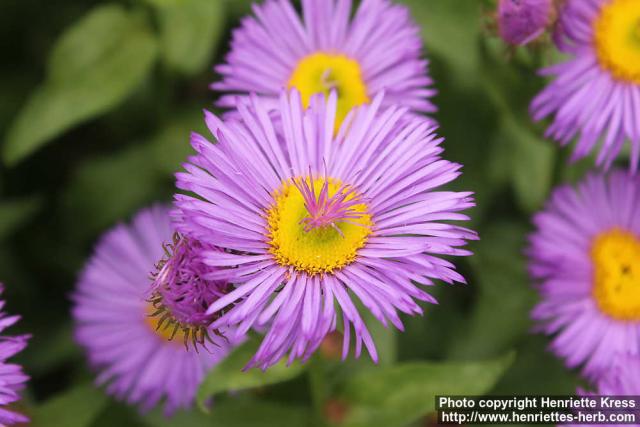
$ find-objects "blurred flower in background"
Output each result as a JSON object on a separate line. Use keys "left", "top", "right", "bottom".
{"left": 531, "top": 0, "right": 640, "bottom": 171}
{"left": 528, "top": 171, "right": 640, "bottom": 379}
{"left": 174, "top": 90, "right": 477, "bottom": 370}
{"left": 585, "top": 353, "right": 640, "bottom": 396}
{"left": 213, "top": 0, "right": 436, "bottom": 127}
{"left": 570, "top": 354, "right": 640, "bottom": 427}
{"left": 496, "top": 0, "right": 553, "bottom": 46}
{"left": 0, "top": 286, "right": 29, "bottom": 426}
{"left": 73, "top": 206, "right": 237, "bottom": 415}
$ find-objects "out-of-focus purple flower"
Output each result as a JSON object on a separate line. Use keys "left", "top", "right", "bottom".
{"left": 531, "top": 0, "right": 640, "bottom": 171}
{"left": 0, "top": 285, "right": 29, "bottom": 426}
{"left": 174, "top": 89, "right": 477, "bottom": 370}
{"left": 73, "top": 205, "right": 237, "bottom": 416}
{"left": 568, "top": 354, "right": 640, "bottom": 427}
{"left": 594, "top": 353, "right": 640, "bottom": 395}
{"left": 497, "top": 0, "right": 553, "bottom": 45}
{"left": 212, "top": 0, "right": 436, "bottom": 127}
{"left": 528, "top": 171, "right": 640, "bottom": 379}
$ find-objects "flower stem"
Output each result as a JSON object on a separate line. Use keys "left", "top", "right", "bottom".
{"left": 308, "top": 356, "right": 327, "bottom": 427}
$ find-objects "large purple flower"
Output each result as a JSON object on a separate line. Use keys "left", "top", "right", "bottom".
{"left": 528, "top": 171, "right": 640, "bottom": 379}
{"left": 174, "top": 90, "right": 476, "bottom": 370}
{"left": 0, "top": 285, "right": 29, "bottom": 426}
{"left": 497, "top": 0, "right": 553, "bottom": 45}
{"left": 73, "top": 205, "right": 236, "bottom": 415}
{"left": 530, "top": 0, "right": 640, "bottom": 171}
{"left": 212, "top": 0, "right": 436, "bottom": 128}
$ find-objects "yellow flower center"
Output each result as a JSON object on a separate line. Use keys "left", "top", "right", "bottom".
{"left": 591, "top": 228, "right": 640, "bottom": 320}
{"left": 593, "top": 0, "right": 640, "bottom": 84}
{"left": 288, "top": 52, "right": 370, "bottom": 130}
{"left": 266, "top": 177, "right": 373, "bottom": 275}
{"left": 145, "top": 304, "right": 187, "bottom": 343}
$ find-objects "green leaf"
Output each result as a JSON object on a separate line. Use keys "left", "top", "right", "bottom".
{"left": 502, "top": 117, "right": 556, "bottom": 213}
{"left": 402, "top": 0, "right": 483, "bottom": 85}
{"left": 144, "top": 397, "right": 310, "bottom": 427}
{"left": 0, "top": 197, "right": 42, "bottom": 239}
{"left": 492, "top": 336, "right": 583, "bottom": 395}
{"left": 149, "top": 108, "right": 207, "bottom": 175}
{"left": 3, "top": 4, "right": 158, "bottom": 165}
{"left": 61, "top": 142, "right": 164, "bottom": 242}
{"left": 449, "top": 223, "right": 536, "bottom": 359}
{"left": 31, "top": 383, "right": 108, "bottom": 427}
{"left": 196, "top": 337, "right": 307, "bottom": 412}
{"left": 337, "top": 353, "right": 514, "bottom": 427}
{"left": 89, "top": 402, "right": 148, "bottom": 427}
{"left": 152, "top": 0, "right": 226, "bottom": 75}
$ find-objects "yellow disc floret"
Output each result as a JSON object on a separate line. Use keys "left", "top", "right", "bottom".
{"left": 288, "top": 52, "right": 370, "bottom": 129}
{"left": 594, "top": 0, "right": 640, "bottom": 84}
{"left": 592, "top": 228, "right": 640, "bottom": 320}
{"left": 145, "top": 304, "right": 187, "bottom": 344}
{"left": 266, "top": 177, "right": 372, "bottom": 275}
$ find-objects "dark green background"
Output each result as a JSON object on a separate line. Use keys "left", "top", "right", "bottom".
{"left": 1, "top": 0, "right": 606, "bottom": 425}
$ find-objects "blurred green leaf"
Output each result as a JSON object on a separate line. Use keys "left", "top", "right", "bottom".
{"left": 449, "top": 223, "right": 536, "bottom": 359}
{"left": 502, "top": 117, "right": 555, "bottom": 213}
{"left": 23, "top": 323, "right": 81, "bottom": 376}
{"left": 62, "top": 142, "right": 164, "bottom": 241}
{"left": 562, "top": 154, "right": 596, "bottom": 184}
{"left": 337, "top": 353, "right": 514, "bottom": 427}
{"left": 3, "top": 4, "right": 158, "bottom": 165}
{"left": 150, "top": 0, "right": 226, "bottom": 75}
{"left": 89, "top": 402, "right": 147, "bottom": 427}
{"left": 150, "top": 108, "right": 207, "bottom": 175}
{"left": 492, "top": 336, "right": 583, "bottom": 395}
{"left": 0, "top": 197, "right": 42, "bottom": 240}
{"left": 197, "top": 337, "right": 307, "bottom": 412}
{"left": 402, "top": 0, "right": 482, "bottom": 85}
{"left": 31, "top": 383, "right": 108, "bottom": 427}
{"left": 144, "top": 397, "right": 310, "bottom": 427}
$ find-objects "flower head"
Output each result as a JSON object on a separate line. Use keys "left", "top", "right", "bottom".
{"left": 148, "top": 232, "right": 232, "bottom": 350}
{"left": 0, "top": 285, "right": 29, "bottom": 426}
{"left": 497, "top": 0, "right": 553, "bottom": 45}
{"left": 73, "top": 206, "right": 237, "bottom": 415}
{"left": 531, "top": 0, "right": 640, "bottom": 171}
{"left": 175, "top": 90, "right": 476, "bottom": 370}
{"left": 213, "top": 0, "right": 436, "bottom": 128}
{"left": 528, "top": 171, "right": 640, "bottom": 379}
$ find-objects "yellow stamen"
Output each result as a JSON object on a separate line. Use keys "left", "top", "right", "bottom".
{"left": 594, "top": 0, "right": 640, "bottom": 84}
{"left": 288, "top": 52, "right": 370, "bottom": 130}
{"left": 591, "top": 228, "right": 640, "bottom": 320}
{"left": 266, "top": 177, "right": 372, "bottom": 275}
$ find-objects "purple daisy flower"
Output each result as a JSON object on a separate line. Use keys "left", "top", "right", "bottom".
{"left": 212, "top": 0, "right": 436, "bottom": 128}
{"left": 0, "top": 285, "right": 29, "bottom": 426}
{"left": 174, "top": 90, "right": 476, "bottom": 370}
{"left": 568, "top": 354, "right": 640, "bottom": 427}
{"left": 497, "top": 0, "right": 553, "bottom": 45}
{"left": 528, "top": 171, "right": 640, "bottom": 379}
{"left": 530, "top": 0, "right": 640, "bottom": 171}
{"left": 73, "top": 205, "right": 237, "bottom": 415}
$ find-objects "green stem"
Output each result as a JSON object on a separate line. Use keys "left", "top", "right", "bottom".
{"left": 308, "top": 356, "right": 327, "bottom": 427}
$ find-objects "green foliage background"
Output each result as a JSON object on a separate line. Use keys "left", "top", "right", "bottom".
{"left": 0, "top": 0, "right": 601, "bottom": 425}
